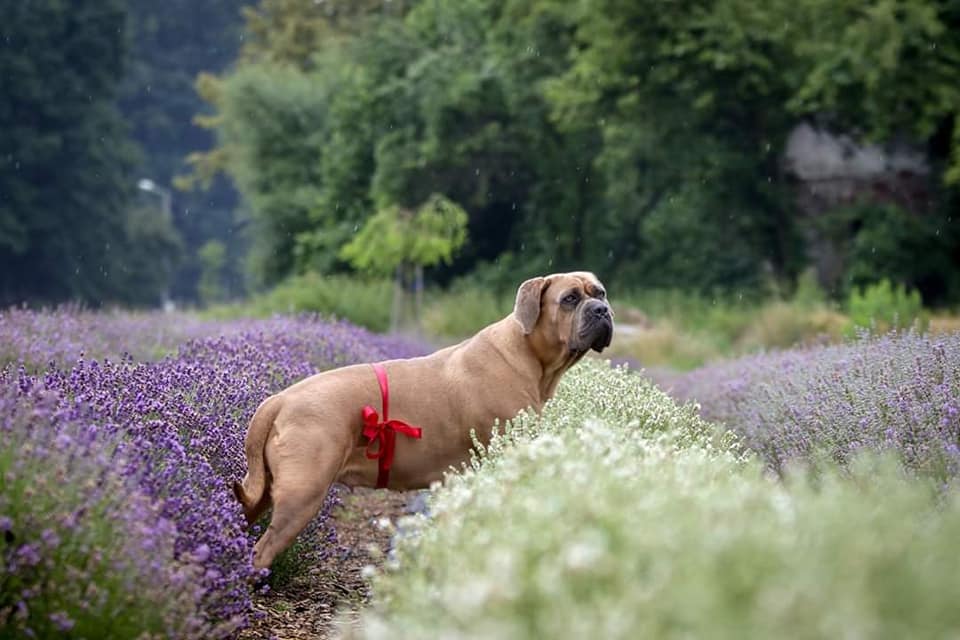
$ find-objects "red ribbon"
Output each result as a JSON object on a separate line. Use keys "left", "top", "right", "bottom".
{"left": 362, "top": 363, "right": 422, "bottom": 489}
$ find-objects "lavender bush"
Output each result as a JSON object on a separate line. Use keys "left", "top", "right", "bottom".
{"left": 658, "top": 331, "right": 960, "bottom": 480}
{"left": 1, "top": 310, "right": 427, "bottom": 635}
{"left": 0, "top": 306, "right": 231, "bottom": 371}
{"left": 0, "top": 306, "right": 426, "bottom": 372}
{"left": 0, "top": 384, "right": 210, "bottom": 639}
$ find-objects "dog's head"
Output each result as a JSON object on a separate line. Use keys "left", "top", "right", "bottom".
{"left": 513, "top": 271, "right": 614, "bottom": 362}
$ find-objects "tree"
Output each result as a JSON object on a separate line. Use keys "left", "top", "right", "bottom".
{"left": 212, "top": 63, "right": 337, "bottom": 285}
{"left": 547, "top": 0, "right": 960, "bottom": 292}
{"left": 198, "top": 240, "right": 228, "bottom": 305}
{"left": 340, "top": 194, "right": 469, "bottom": 331}
{"left": 120, "top": 0, "right": 247, "bottom": 301}
{"left": 239, "top": 0, "right": 408, "bottom": 70}
{"left": 197, "top": 0, "right": 960, "bottom": 302}
{"left": 0, "top": 0, "right": 140, "bottom": 305}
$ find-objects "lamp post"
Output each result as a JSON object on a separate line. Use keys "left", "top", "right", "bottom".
{"left": 136, "top": 178, "right": 175, "bottom": 311}
{"left": 137, "top": 178, "right": 173, "bottom": 222}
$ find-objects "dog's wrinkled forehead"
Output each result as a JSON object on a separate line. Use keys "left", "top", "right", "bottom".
{"left": 547, "top": 271, "right": 606, "bottom": 299}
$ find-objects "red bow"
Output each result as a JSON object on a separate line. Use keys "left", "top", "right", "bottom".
{"left": 362, "top": 363, "right": 422, "bottom": 489}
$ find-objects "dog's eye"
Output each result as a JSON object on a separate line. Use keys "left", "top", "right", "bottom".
{"left": 595, "top": 289, "right": 606, "bottom": 300}
{"left": 562, "top": 293, "right": 580, "bottom": 305}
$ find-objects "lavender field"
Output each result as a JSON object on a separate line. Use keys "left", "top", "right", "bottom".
{"left": 658, "top": 331, "right": 960, "bottom": 482}
{"left": 0, "top": 308, "right": 425, "bottom": 638}
{"left": 4, "top": 308, "right": 960, "bottom": 639}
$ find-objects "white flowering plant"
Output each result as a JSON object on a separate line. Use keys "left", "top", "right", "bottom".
{"left": 344, "top": 361, "right": 960, "bottom": 639}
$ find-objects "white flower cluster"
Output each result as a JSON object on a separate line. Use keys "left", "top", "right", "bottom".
{"left": 340, "top": 361, "right": 960, "bottom": 639}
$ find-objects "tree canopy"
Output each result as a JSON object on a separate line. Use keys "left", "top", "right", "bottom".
{"left": 0, "top": 0, "right": 141, "bottom": 304}
{"left": 196, "top": 0, "right": 960, "bottom": 301}
{"left": 0, "top": 0, "right": 246, "bottom": 306}
{"left": 4, "top": 0, "right": 959, "bottom": 306}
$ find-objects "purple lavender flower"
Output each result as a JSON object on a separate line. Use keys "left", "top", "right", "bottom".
{"left": 48, "top": 611, "right": 75, "bottom": 632}
{"left": 658, "top": 330, "right": 960, "bottom": 480}
{"left": 1, "top": 309, "right": 426, "bottom": 636}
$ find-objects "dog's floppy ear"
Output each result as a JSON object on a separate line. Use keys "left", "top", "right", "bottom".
{"left": 514, "top": 276, "right": 550, "bottom": 335}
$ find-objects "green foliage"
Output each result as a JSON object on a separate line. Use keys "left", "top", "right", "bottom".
{"left": 340, "top": 195, "right": 469, "bottom": 276}
{"left": 216, "top": 63, "right": 337, "bottom": 283}
{"left": 196, "top": 0, "right": 960, "bottom": 302}
{"left": 847, "top": 279, "right": 928, "bottom": 334}
{"left": 198, "top": 240, "right": 228, "bottom": 306}
{"left": 0, "top": 0, "right": 144, "bottom": 306}
{"left": 207, "top": 273, "right": 393, "bottom": 333}
{"left": 546, "top": 0, "right": 805, "bottom": 284}
{"left": 239, "top": 0, "right": 406, "bottom": 70}
{"left": 824, "top": 204, "right": 959, "bottom": 304}
{"left": 119, "top": 204, "right": 184, "bottom": 306}
{"left": 949, "top": 113, "right": 960, "bottom": 185}
{"left": 121, "top": 0, "right": 246, "bottom": 302}
{"left": 616, "top": 187, "right": 767, "bottom": 291}
{"left": 421, "top": 284, "right": 513, "bottom": 340}
{"left": 792, "top": 267, "right": 828, "bottom": 308}
{"left": 784, "top": 0, "right": 960, "bottom": 142}
{"left": 349, "top": 363, "right": 960, "bottom": 639}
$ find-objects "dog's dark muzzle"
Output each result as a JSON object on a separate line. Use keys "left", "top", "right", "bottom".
{"left": 580, "top": 301, "right": 614, "bottom": 353}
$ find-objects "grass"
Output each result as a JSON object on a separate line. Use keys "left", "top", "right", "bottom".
{"left": 606, "top": 290, "right": 850, "bottom": 370}
{"left": 205, "top": 273, "right": 395, "bottom": 333}
{"left": 421, "top": 283, "right": 512, "bottom": 340}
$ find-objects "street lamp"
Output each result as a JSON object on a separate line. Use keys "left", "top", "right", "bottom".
{"left": 136, "top": 178, "right": 176, "bottom": 311}
{"left": 137, "top": 178, "right": 173, "bottom": 221}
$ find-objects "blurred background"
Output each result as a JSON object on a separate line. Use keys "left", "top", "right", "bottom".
{"left": 2, "top": 0, "right": 959, "bottom": 367}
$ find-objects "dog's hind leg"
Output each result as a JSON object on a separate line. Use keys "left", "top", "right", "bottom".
{"left": 235, "top": 480, "right": 272, "bottom": 526}
{"left": 251, "top": 421, "right": 349, "bottom": 570}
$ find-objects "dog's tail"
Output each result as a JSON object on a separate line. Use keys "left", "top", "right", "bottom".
{"left": 233, "top": 395, "right": 281, "bottom": 525}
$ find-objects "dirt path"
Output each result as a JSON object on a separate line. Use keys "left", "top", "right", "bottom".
{"left": 238, "top": 488, "right": 414, "bottom": 640}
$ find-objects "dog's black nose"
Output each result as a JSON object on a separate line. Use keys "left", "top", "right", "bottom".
{"left": 590, "top": 302, "right": 611, "bottom": 319}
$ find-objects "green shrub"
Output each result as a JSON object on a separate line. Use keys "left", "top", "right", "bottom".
{"left": 422, "top": 284, "right": 512, "bottom": 339}
{"left": 834, "top": 204, "right": 958, "bottom": 305}
{"left": 736, "top": 301, "right": 847, "bottom": 351}
{"left": 619, "top": 288, "right": 756, "bottom": 342}
{"left": 609, "top": 320, "right": 724, "bottom": 371}
{"left": 208, "top": 273, "right": 394, "bottom": 332}
{"left": 346, "top": 362, "right": 960, "bottom": 640}
{"left": 610, "top": 287, "right": 846, "bottom": 368}
{"left": 791, "top": 267, "right": 828, "bottom": 308}
{"left": 847, "top": 279, "right": 927, "bottom": 334}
